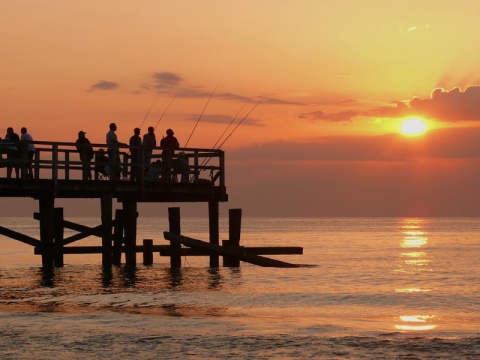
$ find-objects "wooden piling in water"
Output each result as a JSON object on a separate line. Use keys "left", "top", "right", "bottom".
{"left": 223, "top": 208, "right": 242, "bottom": 267}
{"left": 39, "top": 195, "right": 55, "bottom": 269}
{"left": 53, "top": 208, "right": 64, "bottom": 267}
{"left": 112, "top": 209, "right": 124, "bottom": 266}
{"left": 101, "top": 194, "right": 113, "bottom": 268}
{"left": 123, "top": 197, "right": 137, "bottom": 268}
{"left": 168, "top": 207, "right": 181, "bottom": 268}
{"left": 208, "top": 200, "right": 220, "bottom": 267}
{"left": 143, "top": 239, "right": 153, "bottom": 265}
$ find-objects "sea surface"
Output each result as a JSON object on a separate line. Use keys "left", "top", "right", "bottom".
{"left": 0, "top": 217, "right": 479, "bottom": 359}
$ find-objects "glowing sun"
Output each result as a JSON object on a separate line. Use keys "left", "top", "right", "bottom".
{"left": 400, "top": 117, "right": 428, "bottom": 136}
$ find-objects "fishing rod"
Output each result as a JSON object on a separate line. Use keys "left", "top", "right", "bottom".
{"left": 185, "top": 80, "right": 220, "bottom": 148}
{"left": 198, "top": 100, "right": 249, "bottom": 168}
{"left": 139, "top": 92, "right": 160, "bottom": 131}
{"left": 216, "top": 97, "right": 264, "bottom": 149}
{"left": 211, "top": 100, "right": 249, "bottom": 150}
{"left": 196, "top": 97, "right": 264, "bottom": 179}
{"left": 154, "top": 96, "right": 175, "bottom": 131}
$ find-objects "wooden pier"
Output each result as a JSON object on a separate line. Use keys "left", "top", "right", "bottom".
{"left": 0, "top": 140, "right": 302, "bottom": 268}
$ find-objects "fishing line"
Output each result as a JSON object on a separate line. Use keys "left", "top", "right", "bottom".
{"left": 154, "top": 96, "right": 175, "bottom": 131}
{"left": 199, "top": 100, "right": 249, "bottom": 168}
{"left": 139, "top": 92, "right": 160, "bottom": 131}
{"left": 185, "top": 80, "right": 220, "bottom": 148}
{"left": 196, "top": 97, "right": 263, "bottom": 178}
{"left": 216, "top": 97, "right": 264, "bottom": 149}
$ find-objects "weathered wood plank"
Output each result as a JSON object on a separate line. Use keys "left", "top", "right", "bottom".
{"left": 163, "top": 232, "right": 303, "bottom": 268}
{"left": 158, "top": 245, "right": 303, "bottom": 256}
{"left": 0, "top": 225, "right": 40, "bottom": 247}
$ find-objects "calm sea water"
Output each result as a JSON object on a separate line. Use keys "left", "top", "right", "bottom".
{"left": 0, "top": 217, "right": 479, "bottom": 359}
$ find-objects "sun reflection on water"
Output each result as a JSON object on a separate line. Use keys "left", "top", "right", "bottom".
{"left": 394, "top": 315, "right": 437, "bottom": 331}
{"left": 394, "top": 219, "right": 438, "bottom": 331}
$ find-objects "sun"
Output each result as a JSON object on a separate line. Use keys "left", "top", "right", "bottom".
{"left": 400, "top": 117, "right": 428, "bottom": 136}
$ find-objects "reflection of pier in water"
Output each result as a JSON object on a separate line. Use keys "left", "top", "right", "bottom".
{"left": 0, "top": 140, "right": 302, "bottom": 269}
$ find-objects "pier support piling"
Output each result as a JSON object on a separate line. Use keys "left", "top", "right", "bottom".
{"left": 223, "top": 208, "right": 242, "bottom": 267}
{"left": 101, "top": 194, "right": 113, "bottom": 268}
{"left": 168, "top": 207, "right": 181, "bottom": 268}
{"left": 112, "top": 209, "right": 124, "bottom": 266}
{"left": 208, "top": 200, "right": 220, "bottom": 268}
{"left": 143, "top": 239, "right": 153, "bottom": 265}
{"left": 53, "top": 207, "right": 64, "bottom": 267}
{"left": 39, "top": 195, "right": 55, "bottom": 269}
{"left": 123, "top": 198, "right": 137, "bottom": 268}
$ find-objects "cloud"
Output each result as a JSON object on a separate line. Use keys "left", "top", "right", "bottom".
{"left": 299, "top": 85, "right": 480, "bottom": 124}
{"left": 89, "top": 80, "right": 119, "bottom": 91}
{"left": 152, "top": 72, "right": 183, "bottom": 89}
{"left": 184, "top": 114, "right": 264, "bottom": 127}
{"left": 409, "top": 86, "right": 480, "bottom": 121}
{"left": 227, "top": 126, "right": 480, "bottom": 162}
{"left": 299, "top": 110, "right": 360, "bottom": 122}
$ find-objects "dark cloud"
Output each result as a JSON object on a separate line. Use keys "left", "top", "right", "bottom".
{"left": 409, "top": 86, "right": 480, "bottom": 121}
{"left": 89, "top": 80, "right": 119, "bottom": 91}
{"left": 152, "top": 72, "right": 183, "bottom": 89}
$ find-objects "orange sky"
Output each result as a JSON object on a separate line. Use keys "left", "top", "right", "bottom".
{"left": 3, "top": 1, "right": 480, "bottom": 217}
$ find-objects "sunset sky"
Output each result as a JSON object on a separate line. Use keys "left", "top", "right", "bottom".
{"left": 3, "top": 1, "right": 480, "bottom": 217}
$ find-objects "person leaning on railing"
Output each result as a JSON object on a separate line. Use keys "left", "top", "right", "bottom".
{"left": 75, "top": 131, "right": 94, "bottom": 180}
{"left": 5, "top": 127, "right": 20, "bottom": 179}
{"left": 160, "top": 128, "right": 179, "bottom": 182}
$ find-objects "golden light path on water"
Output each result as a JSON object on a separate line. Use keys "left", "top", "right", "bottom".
{"left": 394, "top": 219, "right": 437, "bottom": 332}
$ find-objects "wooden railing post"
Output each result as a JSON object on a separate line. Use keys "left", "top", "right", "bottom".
{"left": 65, "top": 151, "right": 70, "bottom": 180}
{"left": 52, "top": 144, "right": 59, "bottom": 182}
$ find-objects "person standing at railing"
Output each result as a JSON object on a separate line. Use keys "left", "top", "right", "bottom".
{"left": 129, "top": 127, "right": 142, "bottom": 181}
{"left": 142, "top": 126, "right": 156, "bottom": 173}
{"left": 75, "top": 131, "right": 94, "bottom": 180}
{"left": 106, "top": 123, "right": 126, "bottom": 179}
{"left": 20, "top": 127, "right": 35, "bottom": 179}
{"left": 160, "top": 128, "right": 179, "bottom": 182}
{"left": 5, "top": 127, "right": 20, "bottom": 179}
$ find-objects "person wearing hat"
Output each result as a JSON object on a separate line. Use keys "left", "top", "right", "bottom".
{"left": 160, "top": 128, "right": 180, "bottom": 181}
{"left": 75, "top": 131, "right": 94, "bottom": 180}
{"left": 129, "top": 127, "right": 142, "bottom": 181}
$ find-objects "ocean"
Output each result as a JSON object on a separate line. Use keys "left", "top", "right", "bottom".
{"left": 0, "top": 217, "right": 479, "bottom": 359}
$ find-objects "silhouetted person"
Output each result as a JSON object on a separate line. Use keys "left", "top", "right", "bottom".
{"left": 106, "top": 123, "right": 126, "bottom": 179}
{"left": 5, "top": 127, "right": 20, "bottom": 179}
{"left": 75, "top": 131, "right": 94, "bottom": 180}
{"left": 95, "top": 148, "right": 109, "bottom": 178}
{"left": 142, "top": 126, "right": 156, "bottom": 171}
{"left": 160, "top": 128, "right": 179, "bottom": 181}
{"left": 145, "top": 159, "right": 162, "bottom": 181}
{"left": 129, "top": 127, "right": 142, "bottom": 181}
{"left": 20, "top": 127, "right": 35, "bottom": 179}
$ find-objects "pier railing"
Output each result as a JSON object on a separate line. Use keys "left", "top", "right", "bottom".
{"left": 0, "top": 140, "right": 225, "bottom": 188}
